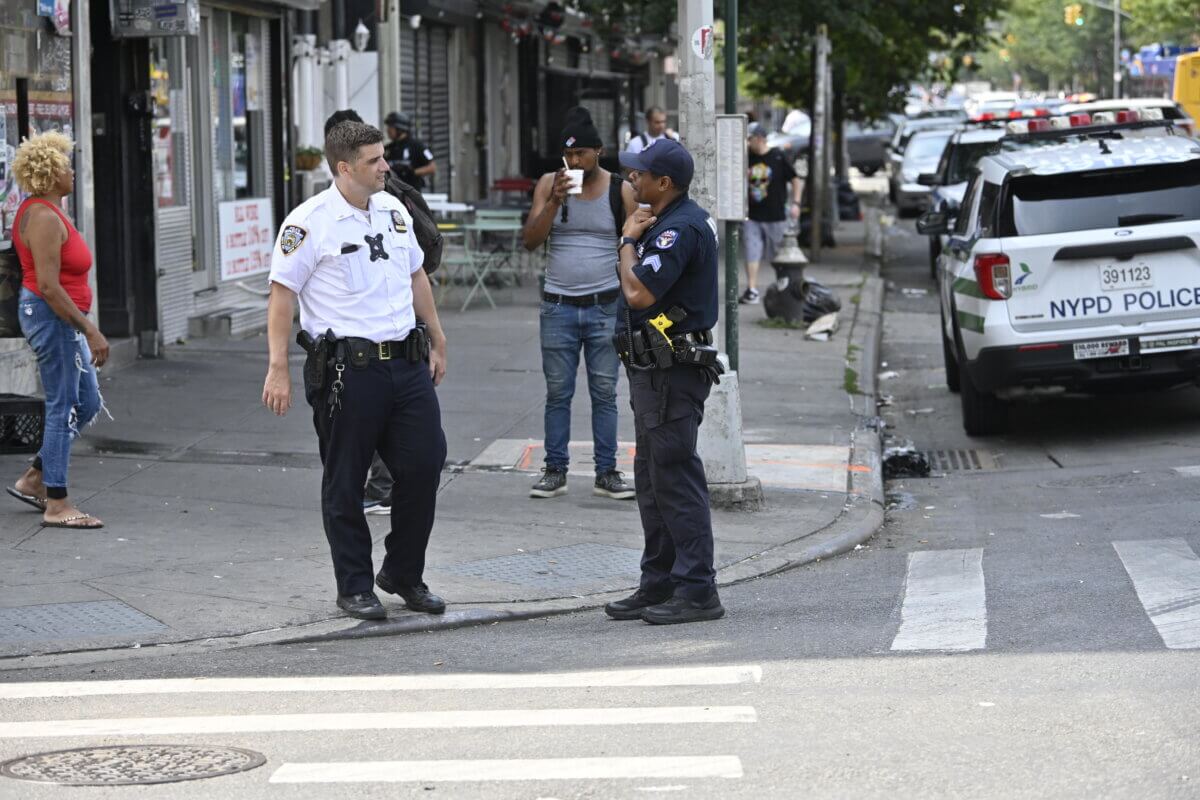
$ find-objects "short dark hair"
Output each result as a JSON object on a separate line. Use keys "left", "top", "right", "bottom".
{"left": 324, "top": 109, "right": 363, "bottom": 138}
{"left": 324, "top": 121, "right": 384, "bottom": 173}
{"left": 645, "top": 106, "right": 666, "bottom": 120}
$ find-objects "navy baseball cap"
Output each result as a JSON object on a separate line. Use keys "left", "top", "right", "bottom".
{"left": 619, "top": 139, "right": 694, "bottom": 190}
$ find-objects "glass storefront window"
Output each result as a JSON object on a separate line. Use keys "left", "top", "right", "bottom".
{"left": 0, "top": 17, "right": 74, "bottom": 243}
{"left": 149, "top": 39, "right": 188, "bottom": 209}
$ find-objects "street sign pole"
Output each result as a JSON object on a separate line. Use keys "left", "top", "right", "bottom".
{"left": 723, "top": 0, "right": 740, "bottom": 371}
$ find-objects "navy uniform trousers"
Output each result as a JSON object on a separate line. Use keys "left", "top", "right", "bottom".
{"left": 627, "top": 364, "right": 716, "bottom": 601}
{"left": 307, "top": 356, "right": 446, "bottom": 596}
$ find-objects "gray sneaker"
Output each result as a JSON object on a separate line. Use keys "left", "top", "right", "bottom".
{"left": 530, "top": 467, "right": 568, "bottom": 498}
{"left": 594, "top": 470, "right": 635, "bottom": 500}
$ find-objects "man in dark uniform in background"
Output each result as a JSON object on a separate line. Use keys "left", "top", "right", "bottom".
{"left": 384, "top": 112, "right": 436, "bottom": 192}
{"left": 603, "top": 139, "right": 726, "bottom": 625}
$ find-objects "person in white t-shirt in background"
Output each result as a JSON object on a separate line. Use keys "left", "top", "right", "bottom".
{"left": 625, "top": 107, "right": 679, "bottom": 154}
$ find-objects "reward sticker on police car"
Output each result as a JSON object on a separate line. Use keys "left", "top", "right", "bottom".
{"left": 279, "top": 225, "right": 307, "bottom": 256}
{"left": 390, "top": 210, "right": 407, "bottom": 234}
{"left": 655, "top": 230, "right": 679, "bottom": 249}
{"left": 1073, "top": 339, "right": 1129, "bottom": 360}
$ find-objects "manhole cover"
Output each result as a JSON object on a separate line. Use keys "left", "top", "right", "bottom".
{"left": 1041, "top": 472, "right": 1152, "bottom": 489}
{"left": 922, "top": 449, "right": 998, "bottom": 472}
{"left": 0, "top": 744, "right": 266, "bottom": 786}
{"left": 0, "top": 601, "right": 168, "bottom": 643}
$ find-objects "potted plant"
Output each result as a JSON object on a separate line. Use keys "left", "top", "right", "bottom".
{"left": 295, "top": 146, "right": 324, "bottom": 171}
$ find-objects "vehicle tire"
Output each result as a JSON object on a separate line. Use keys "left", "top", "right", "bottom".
{"left": 959, "top": 358, "right": 1007, "bottom": 436}
{"left": 859, "top": 165, "right": 877, "bottom": 177}
{"left": 929, "top": 237, "right": 940, "bottom": 280}
{"left": 942, "top": 322, "right": 961, "bottom": 393}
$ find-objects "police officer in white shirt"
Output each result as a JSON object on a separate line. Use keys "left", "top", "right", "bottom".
{"left": 262, "top": 121, "right": 449, "bottom": 621}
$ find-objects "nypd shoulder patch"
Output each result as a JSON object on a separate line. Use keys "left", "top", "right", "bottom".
{"left": 279, "top": 225, "right": 307, "bottom": 256}
{"left": 390, "top": 209, "right": 408, "bottom": 234}
{"left": 655, "top": 229, "right": 679, "bottom": 250}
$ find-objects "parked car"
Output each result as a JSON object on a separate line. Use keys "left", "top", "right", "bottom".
{"left": 767, "top": 110, "right": 812, "bottom": 164}
{"left": 890, "top": 128, "right": 953, "bottom": 216}
{"left": 921, "top": 118, "right": 1200, "bottom": 435}
{"left": 921, "top": 126, "right": 1006, "bottom": 276}
{"left": 886, "top": 118, "right": 959, "bottom": 201}
{"left": 846, "top": 119, "right": 895, "bottom": 176}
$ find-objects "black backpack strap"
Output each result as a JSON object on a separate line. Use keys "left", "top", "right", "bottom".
{"left": 608, "top": 172, "right": 626, "bottom": 237}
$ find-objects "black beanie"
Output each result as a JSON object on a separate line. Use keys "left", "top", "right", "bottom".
{"left": 560, "top": 106, "right": 603, "bottom": 149}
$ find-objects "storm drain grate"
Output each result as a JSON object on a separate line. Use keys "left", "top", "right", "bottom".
{"left": 0, "top": 601, "right": 168, "bottom": 643}
{"left": 1, "top": 745, "right": 265, "bottom": 786}
{"left": 922, "top": 449, "right": 999, "bottom": 472}
{"left": 439, "top": 543, "right": 642, "bottom": 592}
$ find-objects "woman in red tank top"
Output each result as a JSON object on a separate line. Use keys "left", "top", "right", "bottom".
{"left": 5, "top": 131, "right": 109, "bottom": 529}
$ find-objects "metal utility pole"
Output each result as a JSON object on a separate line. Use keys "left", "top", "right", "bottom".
{"left": 677, "top": 0, "right": 761, "bottom": 507}
{"left": 723, "top": 0, "right": 739, "bottom": 371}
{"left": 377, "top": 0, "right": 402, "bottom": 130}
{"left": 810, "top": 26, "right": 830, "bottom": 262}
{"left": 1113, "top": 0, "right": 1121, "bottom": 98}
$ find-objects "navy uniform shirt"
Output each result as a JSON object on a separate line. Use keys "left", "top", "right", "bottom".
{"left": 384, "top": 137, "right": 434, "bottom": 191}
{"left": 618, "top": 194, "right": 719, "bottom": 334}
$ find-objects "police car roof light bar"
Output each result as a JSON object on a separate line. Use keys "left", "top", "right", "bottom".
{"left": 1069, "top": 113, "right": 1092, "bottom": 127}
{"left": 1003, "top": 117, "right": 1177, "bottom": 145}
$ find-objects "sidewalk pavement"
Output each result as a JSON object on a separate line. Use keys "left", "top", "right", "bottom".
{"left": 0, "top": 217, "right": 884, "bottom": 661}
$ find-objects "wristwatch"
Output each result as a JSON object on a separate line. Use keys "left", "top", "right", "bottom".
{"left": 619, "top": 236, "right": 639, "bottom": 251}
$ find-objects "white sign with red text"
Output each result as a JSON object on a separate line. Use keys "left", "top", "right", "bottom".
{"left": 218, "top": 198, "right": 274, "bottom": 282}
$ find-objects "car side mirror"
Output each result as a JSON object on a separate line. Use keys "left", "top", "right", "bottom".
{"left": 916, "top": 210, "right": 950, "bottom": 236}
{"left": 917, "top": 173, "right": 938, "bottom": 186}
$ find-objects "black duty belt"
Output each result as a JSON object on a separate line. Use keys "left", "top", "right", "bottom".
{"left": 345, "top": 330, "right": 425, "bottom": 362}
{"left": 543, "top": 289, "right": 620, "bottom": 307}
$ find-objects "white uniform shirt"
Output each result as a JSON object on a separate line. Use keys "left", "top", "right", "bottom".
{"left": 269, "top": 184, "right": 424, "bottom": 343}
{"left": 625, "top": 131, "right": 679, "bottom": 155}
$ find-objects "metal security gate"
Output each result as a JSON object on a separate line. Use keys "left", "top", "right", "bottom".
{"left": 401, "top": 23, "right": 451, "bottom": 196}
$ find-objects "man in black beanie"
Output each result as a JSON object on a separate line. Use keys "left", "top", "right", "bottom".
{"left": 522, "top": 107, "right": 637, "bottom": 501}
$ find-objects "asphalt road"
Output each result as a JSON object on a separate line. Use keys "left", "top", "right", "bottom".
{"left": 1, "top": 211, "right": 1198, "bottom": 800}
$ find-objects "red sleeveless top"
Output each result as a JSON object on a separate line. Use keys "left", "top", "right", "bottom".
{"left": 13, "top": 197, "right": 94, "bottom": 314}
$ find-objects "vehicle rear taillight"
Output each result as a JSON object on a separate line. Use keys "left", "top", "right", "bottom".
{"left": 1069, "top": 112, "right": 1092, "bottom": 127}
{"left": 1027, "top": 118, "right": 1052, "bottom": 132}
{"left": 1116, "top": 109, "right": 1140, "bottom": 123}
{"left": 973, "top": 253, "right": 1012, "bottom": 300}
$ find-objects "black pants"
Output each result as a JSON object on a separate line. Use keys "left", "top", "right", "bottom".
{"left": 308, "top": 357, "right": 446, "bottom": 596}
{"left": 627, "top": 365, "right": 716, "bottom": 602}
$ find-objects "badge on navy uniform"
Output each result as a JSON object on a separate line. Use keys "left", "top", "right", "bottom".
{"left": 279, "top": 225, "right": 307, "bottom": 256}
{"left": 655, "top": 229, "right": 679, "bottom": 249}
{"left": 390, "top": 210, "right": 407, "bottom": 234}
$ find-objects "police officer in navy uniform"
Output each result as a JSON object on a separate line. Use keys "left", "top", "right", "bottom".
{"left": 262, "top": 120, "right": 448, "bottom": 621}
{"left": 604, "top": 139, "right": 726, "bottom": 625}
{"left": 383, "top": 112, "right": 436, "bottom": 192}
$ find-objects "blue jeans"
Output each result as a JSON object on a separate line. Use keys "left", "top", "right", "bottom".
{"left": 539, "top": 299, "right": 620, "bottom": 474}
{"left": 18, "top": 288, "right": 102, "bottom": 492}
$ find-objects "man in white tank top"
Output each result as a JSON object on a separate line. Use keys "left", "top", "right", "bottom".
{"left": 522, "top": 107, "right": 638, "bottom": 500}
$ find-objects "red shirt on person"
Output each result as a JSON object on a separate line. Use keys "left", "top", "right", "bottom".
{"left": 13, "top": 197, "right": 93, "bottom": 314}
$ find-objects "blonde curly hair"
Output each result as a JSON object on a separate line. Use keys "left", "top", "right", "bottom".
{"left": 12, "top": 130, "right": 74, "bottom": 195}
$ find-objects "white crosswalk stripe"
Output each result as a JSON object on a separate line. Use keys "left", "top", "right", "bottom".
{"left": 269, "top": 756, "right": 745, "bottom": 784}
{"left": 891, "top": 548, "right": 987, "bottom": 652}
{"left": 0, "top": 665, "right": 759, "bottom": 790}
{"left": 1114, "top": 538, "right": 1200, "bottom": 649}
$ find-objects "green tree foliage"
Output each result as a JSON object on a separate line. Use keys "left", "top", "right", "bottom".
{"left": 1124, "top": 0, "right": 1200, "bottom": 44}
{"left": 737, "top": 0, "right": 1004, "bottom": 117}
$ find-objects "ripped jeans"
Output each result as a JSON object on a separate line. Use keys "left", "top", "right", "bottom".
{"left": 18, "top": 288, "right": 102, "bottom": 496}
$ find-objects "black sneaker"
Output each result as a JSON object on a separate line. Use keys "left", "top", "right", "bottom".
{"left": 738, "top": 288, "right": 760, "bottom": 305}
{"left": 375, "top": 573, "right": 446, "bottom": 614}
{"left": 530, "top": 467, "right": 568, "bottom": 498}
{"left": 593, "top": 470, "right": 635, "bottom": 500}
{"left": 336, "top": 592, "right": 387, "bottom": 620}
{"left": 641, "top": 594, "right": 725, "bottom": 625}
{"left": 604, "top": 589, "right": 674, "bottom": 620}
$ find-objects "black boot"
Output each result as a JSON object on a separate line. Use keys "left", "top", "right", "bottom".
{"left": 336, "top": 592, "right": 387, "bottom": 620}
{"left": 376, "top": 573, "right": 446, "bottom": 614}
{"left": 641, "top": 594, "right": 725, "bottom": 625}
{"left": 604, "top": 589, "right": 673, "bottom": 620}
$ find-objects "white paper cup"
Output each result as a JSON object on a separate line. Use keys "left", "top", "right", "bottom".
{"left": 566, "top": 169, "right": 584, "bottom": 194}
